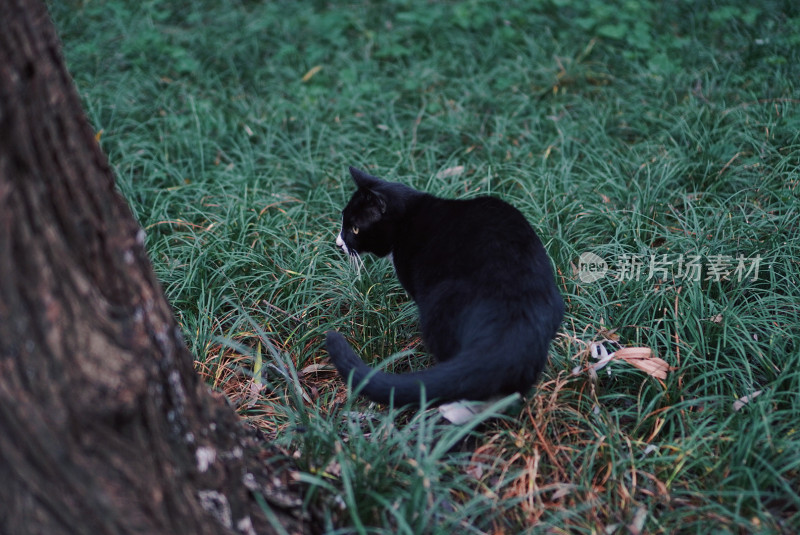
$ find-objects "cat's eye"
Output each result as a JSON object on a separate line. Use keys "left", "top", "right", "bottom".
{"left": 351, "top": 226, "right": 359, "bottom": 235}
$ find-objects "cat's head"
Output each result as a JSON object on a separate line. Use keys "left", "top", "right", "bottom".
{"left": 335, "top": 167, "right": 411, "bottom": 258}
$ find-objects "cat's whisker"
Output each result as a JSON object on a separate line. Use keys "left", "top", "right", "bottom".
{"left": 349, "top": 251, "right": 364, "bottom": 277}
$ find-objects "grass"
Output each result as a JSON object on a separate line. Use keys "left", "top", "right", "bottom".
{"left": 50, "top": 0, "right": 800, "bottom": 532}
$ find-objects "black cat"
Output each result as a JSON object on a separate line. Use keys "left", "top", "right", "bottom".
{"left": 326, "top": 167, "right": 563, "bottom": 405}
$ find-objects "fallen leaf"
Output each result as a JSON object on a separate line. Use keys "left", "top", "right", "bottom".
{"left": 246, "top": 380, "right": 265, "bottom": 408}
{"left": 550, "top": 484, "right": 574, "bottom": 500}
{"left": 588, "top": 365, "right": 598, "bottom": 382}
{"left": 628, "top": 506, "right": 648, "bottom": 535}
{"left": 301, "top": 65, "right": 323, "bottom": 82}
{"left": 299, "top": 363, "right": 332, "bottom": 377}
{"left": 439, "top": 400, "right": 485, "bottom": 425}
{"left": 589, "top": 342, "right": 615, "bottom": 372}
{"left": 733, "top": 390, "right": 763, "bottom": 411}
{"left": 597, "top": 328, "right": 620, "bottom": 341}
{"left": 436, "top": 165, "right": 465, "bottom": 179}
{"left": 614, "top": 347, "right": 652, "bottom": 359}
{"left": 465, "top": 461, "right": 483, "bottom": 479}
{"left": 614, "top": 347, "right": 671, "bottom": 380}
{"left": 591, "top": 342, "right": 610, "bottom": 360}
{"left": 642, "top": 444, "right": 659, "bottom": 456}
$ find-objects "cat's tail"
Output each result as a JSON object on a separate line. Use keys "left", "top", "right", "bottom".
{"left": 325, "top": 331, "right": 517, "bottom": 405}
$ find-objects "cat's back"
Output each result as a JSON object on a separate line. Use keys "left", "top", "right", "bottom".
{"left": 412, "top": 194, "right": 545, "bottom": 258}
{"left": 396, "top": 194, "right": 553, "bottom": 290}
{"left": 454, "top": 195, "right": 542, "bottom": 248}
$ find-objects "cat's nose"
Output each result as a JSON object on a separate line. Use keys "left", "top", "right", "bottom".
{"left": 335, "top": 232, "right": 350, "bottom": 254}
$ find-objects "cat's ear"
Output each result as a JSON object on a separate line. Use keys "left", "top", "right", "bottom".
{"left": 369, "top": 191, "right": 387, "bottom": 214}
{"left": 349, "top": 166, "right": 387, "bottom": 214}
{"left": 349, "top": 166, "right": 384, "bottom": 191}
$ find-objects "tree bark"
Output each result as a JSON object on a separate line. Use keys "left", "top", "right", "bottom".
{"left": 0, "top": 1, "right": 307, "bottom": 533}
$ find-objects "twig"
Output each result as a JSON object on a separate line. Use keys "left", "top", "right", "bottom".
{"left": 717, "top": 152, "right": 741, "bottom": 178}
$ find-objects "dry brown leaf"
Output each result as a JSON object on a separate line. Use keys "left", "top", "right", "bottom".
{"left": 301, "top": 65, "right": 323, "bottom": 82}
{"left": 246, "top": 381, "right": 265, "bottom": 408}
{"left": 614, "top": 347, "right": 652, "bottom": 359}
{"left": 733, "top": 390, "right": 763, "bottom": 411}
{"left": 465, "top": 461, "right": 484, "bottom": 480}
{"left": 299, "top": 362, "right": 332, "bottom": 377}
{"left": 550, "top": 484, "right": 573, "bottom": 501}
{"left": 435, "top": 165, "right": 465, "bottom": 179}
{"left": 628, "top": 506, "right": 648, "bottom": 535}
{"left": 615, "top": 347, "right": 671, "bottom": 380}
{"left": 597, "top": 328, "right": 620, "bottom": 341}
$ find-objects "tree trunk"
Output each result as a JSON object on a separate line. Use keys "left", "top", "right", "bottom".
{"left": 0, "top": 1, "right": 308, "bottom": 533}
